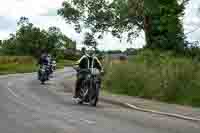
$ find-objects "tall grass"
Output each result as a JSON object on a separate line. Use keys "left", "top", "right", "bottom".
{"left": 103, "top": 50, "right": 200, "bottom": 107}
{"left": 0, "top": 56, "right": 75, "bottom": 74}
{"left": 0, "top": 56, "right": 35, "bottom": 64}
{"left": 0, "top": 56, "right": 37, "bottom": 74}
{"left": 57, "top": 59, "right": 75, "bottom": 69}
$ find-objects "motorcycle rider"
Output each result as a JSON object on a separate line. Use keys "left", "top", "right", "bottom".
{"left": 38, "top": 51, "right": 49, "bottom": 66}
{"left": 73, "top": 48, "right": 103, "bottom": 99}
{"left": 38, "top": 51, "right": 51, "bottom": 79}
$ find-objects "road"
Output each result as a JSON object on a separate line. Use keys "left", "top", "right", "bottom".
{"left": 0, "top": 67, "right": 199, "bottom": 133}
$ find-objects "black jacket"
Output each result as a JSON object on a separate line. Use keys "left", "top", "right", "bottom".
{"left": 38, "top": 55, "right": 49, "bottom": 66}
{"left": 76, "top": 55, "right": 102, "bottom": 71}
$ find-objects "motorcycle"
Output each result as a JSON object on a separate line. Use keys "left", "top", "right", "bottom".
{"left": 74, "top": 68, "right": 102, "bottom": 107}
{"left": 51, "top": 60, "right": 56, "bottom": 72}
{"left": 38, "top": 65, "right": 50, "bottom": 84}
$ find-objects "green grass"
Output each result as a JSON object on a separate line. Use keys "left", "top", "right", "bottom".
{"left": 57, "top": 59, "right": 75, "bottom": 69}
{"left": 0, "top": 56, "right": 37, "bottom": 75}
{"left": 0, "top": 63, "right": 37, "bottom": 75}
{"left": 103, "top": 50, "right": 200, "bottom": 107}
{"left": 0, "top": 56, "right": 75, "bottom": 75}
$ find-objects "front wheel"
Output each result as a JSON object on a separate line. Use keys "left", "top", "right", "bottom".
{"left": 41, "top": 80, "right": 45, "bottom": 85}
{"left": 40, "top": 73, "right": 47, "bottom": 85}
{"left": 90, "top": 83, "right": 100, "bottom": 107}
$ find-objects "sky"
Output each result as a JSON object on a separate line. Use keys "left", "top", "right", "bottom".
{"left": 0, "top": 0, "right": 199, "bottom": 51}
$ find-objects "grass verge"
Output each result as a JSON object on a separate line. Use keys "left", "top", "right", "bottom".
{"left": 0, "top": 56, "right": 75, "bottom": 75}
{"left": 103, "top": 50, "right": 200, "bottom": 107}
{"left": 57, "top": 59, "right": 75, "bottom": 69}
{"left": 0, "top": 56, "right": 37, "bottom": 75}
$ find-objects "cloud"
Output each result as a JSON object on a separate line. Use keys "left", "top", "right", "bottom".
{"left": 0, "top": 16, "right": 17, "bottom": 39}
{"left": 184, "top": 0, "right": 200, "bottom": 41}
{"left": 0, "top": 0, "right": 63, "bottom": 16}
{"left": 0, "top": 16, "right": 17, "bottom": 31}
{"left": 40, "top": 8, "right": 58, "bottom": 16}
{"left": 29, "top": 16, "right": 80, "bottom": 41}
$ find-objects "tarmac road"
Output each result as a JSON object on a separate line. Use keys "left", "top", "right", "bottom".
{"left": 0, "top": 68, "right": 199, "bottom": 133}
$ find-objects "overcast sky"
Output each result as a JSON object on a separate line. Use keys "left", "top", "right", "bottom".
{"left": 0, "top": 0, "right": 199, "bottom": 51}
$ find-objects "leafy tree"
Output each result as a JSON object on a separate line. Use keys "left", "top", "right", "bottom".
{"left": 1, "top": 17, "right": 76, "bottom": 58}
{"left": 58, "top": 0, "right": 189, "bottom": 52}
{"left": 0, "top": 40, "right": 2, "bottom": 46}
{"left": 0, "top": 34, "right": 18, "bottom": 55}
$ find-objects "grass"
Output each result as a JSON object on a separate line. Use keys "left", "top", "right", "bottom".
{"left": 0, "top": 56, "right": 75, "bottom": 75}
{"left": 0, "top": 63, "right": 37, "bottom": 75}
{"left": 103, "top": 50, "right": 200, "bottom": 107}
{"left": 57, "top": 59, "right": 75, "bottom": 69}
{"left": 0, "top": 56, "right": 37, "bottom": 75}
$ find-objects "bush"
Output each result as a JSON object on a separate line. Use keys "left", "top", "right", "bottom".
{"left": 64, "top": 54, "right": 80, "bottom": 61}
{"left": 103, "top": 50, "right": 200, "bottom": 107}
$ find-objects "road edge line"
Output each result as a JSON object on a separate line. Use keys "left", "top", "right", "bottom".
{"left": 101, "top": 97, "right": 200, "bottom": 122}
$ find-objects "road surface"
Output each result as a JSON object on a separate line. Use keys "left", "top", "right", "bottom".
{"left": 0, "top": 68, "right": 199, "bottom": 133}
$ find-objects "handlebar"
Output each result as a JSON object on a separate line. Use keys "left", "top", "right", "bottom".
{"left": 73, "top": 67, "right": 90, "bottom": 73}
{"left": 72, "top": 65, "right": 104, "bottom": 75}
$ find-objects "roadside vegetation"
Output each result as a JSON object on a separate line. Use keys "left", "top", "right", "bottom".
{"left": 0, "top": 56, "right": 75, "bottom": 75}
{"left": 0, "top": 56, "right": 37, "bottom": 74}
{"left": 0, "top": 17, "right": 77, "bottom": 75}
{"left": 103, "top": 50, "right": 200, "bottom": 107}
{"left": 57, "top": 59, "right": 75, "bottom": 69}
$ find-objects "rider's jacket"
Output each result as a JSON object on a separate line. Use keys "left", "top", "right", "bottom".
{"left": 76, "top": 54, "right": 102, "bottom": 71}
{"left": 38, "top": 54, "right": 49, "bottom": 66}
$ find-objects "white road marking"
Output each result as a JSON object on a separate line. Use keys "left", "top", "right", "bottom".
{"left": 81, "top": 119, "right": 96, "bottom": 125}
{"left": 7, "top": 87, "right": 20, "bottom": 98}
{"left": 125, "top": 103, "right": 200, "bottom": 122}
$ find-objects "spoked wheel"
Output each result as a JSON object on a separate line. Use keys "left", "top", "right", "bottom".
{"left": 78, "top": 82, "right": 88, "bottom": 104}
{"left": 40, "top": 73, "right": 47, "bottom": 85}
{"left": 89, "top": 84, "right": 100, "bottom": 107}
{"left": 40, "top": 78, "right": 45, "bottom": 85}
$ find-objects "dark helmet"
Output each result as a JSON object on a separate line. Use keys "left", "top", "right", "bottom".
{"left": 81, "top": 47, "right": 86, "bottom": 55}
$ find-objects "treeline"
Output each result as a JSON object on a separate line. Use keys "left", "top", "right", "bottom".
{"left": 0, "top": 17, "right": 76, "bottom": 59}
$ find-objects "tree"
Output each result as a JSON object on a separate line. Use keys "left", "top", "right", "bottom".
{"left": 15, "top": 17, "right": 48, "bottom": 57}
{"left": 58, "top": 0, "right": 189, "bottom": 52}
{"left": 1, "top": 17, "right": 76, "bottom": 58}
{"left": 0, "top": 40, "right": 2, "bottom": 47}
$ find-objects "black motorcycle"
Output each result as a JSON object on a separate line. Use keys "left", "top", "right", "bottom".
{"left": 75, "top": 68, "right": 101, "bottom": 107}
{"left": 38, "top": 65, "right": 50, "bottom": 84}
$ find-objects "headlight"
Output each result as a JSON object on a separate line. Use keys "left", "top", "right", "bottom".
{"left": 87, "top": 74, "right": 91, "bottom": 78}
{"left": 91, "top": 68, "right": 100, "bottom": 75}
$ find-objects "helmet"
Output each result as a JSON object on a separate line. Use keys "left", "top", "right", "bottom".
{"left": 81, "top": 47, "right": 86, "bottom": 55}
{"left": 47, "top": 54, "right": 51, "bottom": 58}
{"left": 87, "top": 48, "right": 95, "bottom": 57}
